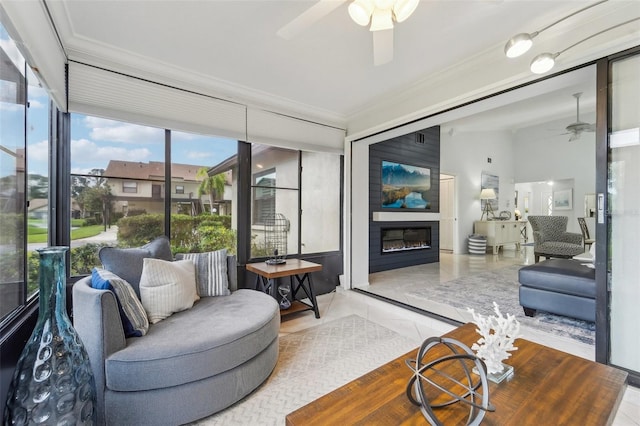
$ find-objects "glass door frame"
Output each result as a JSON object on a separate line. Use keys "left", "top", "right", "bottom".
{"left": 595, "top": 45, "right": 640, "bottom": 387}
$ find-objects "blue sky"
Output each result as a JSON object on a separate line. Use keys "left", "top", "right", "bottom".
{"left": 66, "top": 115, "right": 238, "bottom": 176}
{"left": 26, "top": 108, "right": 238, "bottom": 178}
{"left": 3, "top": 24, "right": 237, "bottom": 178}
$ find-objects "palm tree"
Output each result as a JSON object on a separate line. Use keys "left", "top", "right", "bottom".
{"left": 196, "top": 168, "right": 226, "bottom": 214}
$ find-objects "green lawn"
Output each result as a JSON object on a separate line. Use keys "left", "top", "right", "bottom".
{"left": 28, "top": 224, "right": 105, "bottom": 244}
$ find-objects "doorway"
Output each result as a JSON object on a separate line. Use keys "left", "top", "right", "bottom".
{"left": 439, "top": 174, "right": 455, "bottom": 252}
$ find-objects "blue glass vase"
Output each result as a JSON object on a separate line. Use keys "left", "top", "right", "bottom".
{"left": 4, "top": 247, "right": 96, "bottom": 425}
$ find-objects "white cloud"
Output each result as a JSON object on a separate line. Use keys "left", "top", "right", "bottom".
{"left": 28, "top": 99, "right": 45, "bottom": 109}
{"left": 28, "top": 140, "right": 50, "bottom": 162}
{"left": 172, "top": 131, "right": 198, "bottom": 141}
{"left": 186, "top": 151, "right": 213, "bottom": 159}
{"left": 71, "top": 138, "right": 152, "bottom": 164}
{"left": 85, "top": 116, "right": 163, "bottom": 144}
{"left": 71, "top": 167, "right": 96, "bottom": 175}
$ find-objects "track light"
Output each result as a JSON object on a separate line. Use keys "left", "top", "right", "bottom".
{"left": 530, "top": 17, "right": 640, "bottom": 74}
{"left": 504, "top": 0, "right": 608, "bottom": 58}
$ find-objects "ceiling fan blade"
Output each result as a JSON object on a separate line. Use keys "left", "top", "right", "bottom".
{"left": 587, "top": 123, "right": 596, "bottom": 132}
{"left": 373, "top": 29, "right": 394, "bottom": 66}
{"left": 568, "top": 132, "right": 581, "bottom": 142}
{"left": 277, "top": 0, "right": 345, "bottom": 40}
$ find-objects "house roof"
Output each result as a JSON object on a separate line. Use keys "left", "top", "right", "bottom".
{"left": 104, "top": 161, "right": 206, "bottom": 182}
{"left": 28, "top": 198, "right": 48, "bottom": 211}
{"left": 103, "top": 160, "right": 233, "bottom": 185}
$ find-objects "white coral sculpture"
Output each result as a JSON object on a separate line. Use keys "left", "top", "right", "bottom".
{"left": 467, "top": 302, "right": 521, "bottom": 375}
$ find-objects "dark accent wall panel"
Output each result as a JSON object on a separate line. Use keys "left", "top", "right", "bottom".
{"left": 369, "top": 126, "right": 441, "bottom": 273}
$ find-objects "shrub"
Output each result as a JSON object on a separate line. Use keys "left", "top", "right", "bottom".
{"left": 196, "top": 226, "right": 236, "bottom": 255}
{"left": 111, "top": 212, "right": 124, "bottom": 224}
{"left": 0, "top": 214, "right": 24, "bottom": 245}
{"left": 127, "top": 209, "right": 147, "bottom": 217}
{"left": 115, "top": 213, "right": 235, "bottom": 254}
{"left": 170, "top": 214, "right": 200, "bottom": 252}
{"left": 70, "top": 243, "right": 110, "bottom": 276}
{"left": 83, "top": 217, "right": 99, "bottom": 226}
{"left": 71, "top": 218, "right": 87, "bottom": 227}
{"left": 117, "top": 214, "right": 164, "bottom": 246}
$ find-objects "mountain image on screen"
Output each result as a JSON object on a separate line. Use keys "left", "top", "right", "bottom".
{"left": 381, "top": 161, "right": 431, "bottom": 209}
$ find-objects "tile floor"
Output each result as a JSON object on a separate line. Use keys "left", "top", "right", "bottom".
{"left": 280, "top": 247, "right": 640, "bottom": 425}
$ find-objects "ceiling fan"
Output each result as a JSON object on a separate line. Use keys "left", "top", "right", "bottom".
{"left": 276, "top": 0, "right": 420, "bottom": 66}
{"left": 564, "top": 92, "right": 595, "bottom": 141}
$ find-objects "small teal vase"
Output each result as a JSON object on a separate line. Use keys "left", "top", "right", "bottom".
{"left": 4, "top": 247, "right": 96, "bottom": 425}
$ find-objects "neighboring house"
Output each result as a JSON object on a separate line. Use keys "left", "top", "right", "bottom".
{"left": 27, "top": 198, "right": 48, "bottom": 220}
{"left": 103, "top": 160, "right": 231, "bottom": 216}
{"left": 29, "top": 198, "right": 91, "bottom": 221}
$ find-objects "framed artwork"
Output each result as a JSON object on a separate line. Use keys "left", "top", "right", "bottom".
{"left": 381, "top": 160, "right": 431, "bottom": 209}
{"left": 481, "top": 172, "right": 499, "bottom": 212}
{"left": 553, "top": 189, "right": 573, "bottom": 210}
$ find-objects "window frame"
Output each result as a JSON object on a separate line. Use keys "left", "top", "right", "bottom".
{"left": 122, "top": 181, "right": 138, "bottom": 193}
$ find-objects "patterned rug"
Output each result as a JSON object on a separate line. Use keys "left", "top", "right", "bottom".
{"left": 191, "top": 315, "right": 417, "bottom": 425}
{"left": 407, "top": 265, "right": 595, "bottom": 345}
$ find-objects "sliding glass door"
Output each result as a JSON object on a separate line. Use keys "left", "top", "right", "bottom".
{"left": 607, "top": 52, "right": 640, "bottom": 377}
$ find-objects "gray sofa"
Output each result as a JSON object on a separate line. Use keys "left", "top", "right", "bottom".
{"left": 73, "top": 255, "right": 279, "bottom": 425}
{"left": 518, "top": 258, "right": 595, "bottom": 322}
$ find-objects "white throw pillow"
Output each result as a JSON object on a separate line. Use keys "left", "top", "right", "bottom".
{"left": 139, "top": 258, "right": 199, "bottom": 324}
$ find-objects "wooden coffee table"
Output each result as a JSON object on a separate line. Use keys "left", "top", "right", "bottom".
{"left": 286, "top": 323, "right": 627, "bottom": 425}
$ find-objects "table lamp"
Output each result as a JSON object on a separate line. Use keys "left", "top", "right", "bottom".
{"left": 480, "top": 188, "right": 497, "bottom": 220}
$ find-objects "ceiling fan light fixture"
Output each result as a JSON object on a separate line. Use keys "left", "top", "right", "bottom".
{"left": 530, "top": 52, "right": 557, "bottom": 74}
{"left": 370, "top": 8, "right": 394, "bottom": 31}
{"left": 504, "top": 32, "right": 536, "bottom": 58}
{"left": 348, "top": 0, "right": 375, "bottom": 26}
{"left": 393, "top": 0, "right": 419, "bottom": 23}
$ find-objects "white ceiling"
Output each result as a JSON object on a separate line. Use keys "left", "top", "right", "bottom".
{"left": 41, "top": 0, "right": 640, "bottom": 132}
{"left": 443, "top": 66, "right": 597, "bottom": 133}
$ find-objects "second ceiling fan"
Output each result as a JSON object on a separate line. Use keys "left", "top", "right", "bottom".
{"left": 564, "top": 92, "right": 595, "bottom": 141}
{"left": 277, "top": 0, "right": 420, "bottom": 66}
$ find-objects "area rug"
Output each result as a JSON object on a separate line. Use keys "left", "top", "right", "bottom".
{"left": 407, "top": 265, "right": 595, "bottom": 345}
{"left": 191, "top": 315, "right": 417, "bottom": 425}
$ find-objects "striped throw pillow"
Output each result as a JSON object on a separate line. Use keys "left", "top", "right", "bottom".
{"left": 139, "top": 258, "right": 199, "bottom": 324}
{"left": 175, "top": 249, "right": 230, "bottom": 297}
{"left": 91, "top": 268, "right": 149, "bottom": 337}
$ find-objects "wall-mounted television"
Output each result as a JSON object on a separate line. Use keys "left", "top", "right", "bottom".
{"left": 381, "top": 160, "right": 431, "bottom": 209}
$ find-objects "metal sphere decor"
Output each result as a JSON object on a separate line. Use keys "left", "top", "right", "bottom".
{"left": 405, "top": 336, "right": 495, "bottom": 426}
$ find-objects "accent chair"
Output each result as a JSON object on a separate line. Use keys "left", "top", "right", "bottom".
{"left": 578, "top": 217, "right": 596, "bottom": 250}
{"left": 528, "top": 215, "right": 584, "bottom": 263}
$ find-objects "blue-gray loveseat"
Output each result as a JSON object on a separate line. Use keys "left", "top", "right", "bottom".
{"left": 73, "top": 238, "right": 279, "bottom": 425}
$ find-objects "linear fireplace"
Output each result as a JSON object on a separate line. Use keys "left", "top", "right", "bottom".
{"left": 381, "top": 227, "right": 431, "bottom": 254}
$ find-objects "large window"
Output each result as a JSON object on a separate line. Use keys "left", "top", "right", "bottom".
{"left": 249, "top": 145, "right": 342, "bottom": 259}
{"left": 251, "top": 147, "right": 299, "bottom": 258}
{"left": 301, "top": 151, "right": 341, "bottom": 254}
{"left": 68, "top": 116, "right": 238, "bottom": 274}
{"left": 69, "top": 115, "right": 165, "bottom": 275}
{"left": 170, "top": 130, "right": 237, "bottom": 253}
{"left": 0, "top": 22, "right": 50, "bottom": 323}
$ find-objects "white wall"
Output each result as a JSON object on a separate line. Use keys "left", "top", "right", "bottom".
{"left": 440, "top": 130, "right": 516, "bottom": 253}
{"left": 513, "top": 117, "right": 596, "bottom": 234}
{"left": 348, "top": 108, "right": 597, "bottom": 285}
{"left": 351, "top": 141, "right": 370, "bottom": 287}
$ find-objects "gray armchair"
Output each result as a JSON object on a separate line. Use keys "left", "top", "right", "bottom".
{"left": 528, "top": 216, "right": 584, "bottom": 263}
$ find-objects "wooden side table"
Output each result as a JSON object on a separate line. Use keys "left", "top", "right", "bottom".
{"left": 246, "top": 259, "right": 322, "bottom": 318}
